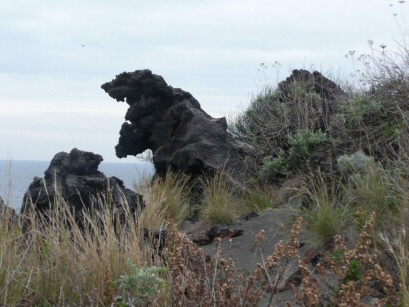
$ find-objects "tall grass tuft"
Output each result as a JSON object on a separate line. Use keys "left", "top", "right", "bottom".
{"left": 138, "top": 171, "right": 192, "bottom": 230}
{"left": 200, "top": 172, "right": 239, "bottom": 225}
{"left": 301, "top": 173, "right": 349, "bottom": 245}
{"left": 242, "top": 183, "right": 282, "bottom": 212}
{"left": 345, "top": 164, "right": 403, "bottom": 224}
{"left": 0, "top": 195, "right": 167, "bottom": 306}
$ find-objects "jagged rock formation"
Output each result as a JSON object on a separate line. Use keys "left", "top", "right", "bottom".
{"left": 278, "top": 69, "right": 346, "bottom": 100}
{"left": 102, "top": 70, "right": 252, "bottom": 182}
{"left": 278, "top": 69, "right": 347, "bottom": 135}
{"left": 21, "top": 148, "right": 143, "bottom": 224}
{"left": 276, "top": 70, "right": 348, "bottom": 175}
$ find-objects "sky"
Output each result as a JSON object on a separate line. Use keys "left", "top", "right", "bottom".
{"left": 0, "top": 0, "right": 405, "bottom": 163}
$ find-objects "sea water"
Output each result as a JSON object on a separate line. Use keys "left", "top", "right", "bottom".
{"left": 0, "top": 160, "right": 154, "bottom": 212}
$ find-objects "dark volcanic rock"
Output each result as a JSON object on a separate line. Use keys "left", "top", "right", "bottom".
{"left": 0, "top": 195, "right": 12, "bottom": 215}
{"left": 101, "top": 70, "right": 252, "bottom": 182}
{"left": 278, "top": 69, "right": 347, "bottom": 134}
{"left": 189, "top": 224, "right": 244, "bottom": 246}
{"left": 21, "top": 148, "right": 143, "bottom": 225}
{"left": 278, "top": 69, "right": 346, "bottom": 100}
{"left": 0, "top": 195, "right": 18, "bottom": 224}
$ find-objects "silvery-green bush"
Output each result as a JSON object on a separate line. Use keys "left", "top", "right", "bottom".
{"left": 116, "top": 259, "right": 167, "bottom": 306}
{"left": 337, "top": 151, "right": 376, "bottom": 175}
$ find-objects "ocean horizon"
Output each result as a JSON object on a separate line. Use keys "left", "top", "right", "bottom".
{"left": 0, "top": 159, "right": 154, "bottom": 212}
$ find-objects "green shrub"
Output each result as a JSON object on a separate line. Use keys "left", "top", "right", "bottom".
{"left": 337, "top": 151, "right": 376, "bottom": 175}
{"left": 259, "top": 150, "right": 288, "bottom": 180}
{"left": 116, "top": 259, "right": 167, "bottom": 306}
{"left": 288, "top": 129, "right": 330, "bottom": 166}
{"left": 343, "top": 95, "right": 382, "bottom": 125}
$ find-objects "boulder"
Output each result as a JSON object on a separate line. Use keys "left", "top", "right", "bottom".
{"left": 189, "top": 224, "right": 244, "bottom": 246}
{"left": 101, "top": 70, "right": 252, "bottom": 182}
{"left": 21, "top": 148, "right": 144, "bottom": 226}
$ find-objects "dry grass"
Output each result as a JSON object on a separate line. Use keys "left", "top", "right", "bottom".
{"left": 138, "top": 171, "right": 192, "bottom": 230}
{"left": 0, "top": 199, "right": 150, "bottom": 305}
{"left": 199, "top": 172, "right": 241, "bottom": 226}
{"left": 1, "top": 182, "right": 408, "bottom": 305}
{"left": 301, "top": 173, "right": 350, "bottom": 245}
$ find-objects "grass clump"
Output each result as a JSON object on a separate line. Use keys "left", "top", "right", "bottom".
{"left": 200, "top": 172, "right": 239, "bottom": 225}
{"left": 380, "top": 206, "right": 409, "bottom": 305}
{"left": 345, "top": 164, "right": 403, "bottom": 223}
{"left": 242, "top": 184, "right": 283, "bottom": 212}
{"left": 138, "top": 171, "right": 192, "bottom": 230}
{"left": 301, "top": 173, "right": 349, "bottom": 245}
{"left": 0, "top": 199, "right": 151, "bottom": 306}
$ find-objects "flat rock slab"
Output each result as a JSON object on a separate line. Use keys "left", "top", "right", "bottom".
{"left": 199, "top": 206, "right": 314, "bottom": 306}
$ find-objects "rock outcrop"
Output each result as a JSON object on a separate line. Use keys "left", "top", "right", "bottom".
{"left": 0, "top": 196, "right": 16, "bottom": 218}
{"left": 278, "top": 69, "right": 346, "bottom": 100}
{"left": 21, "top": 148, "right": 143, "bottom": 225}
{"left": 102, "top": 70, "right": 252, "bottom": 182}
{"left": 0, "top": 195, "right": 18, "bottom": 224}
{"left": 278, "top": 69, "right": 347, "bottom": 134}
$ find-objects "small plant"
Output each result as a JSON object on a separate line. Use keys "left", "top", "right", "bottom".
{"left": 337, "top": 151, "right": 376, "bottom": 175}
{"left": 259, "top": 150, "right": 288, "bottom": 180}
{"left": 116, "top": 259, "right": 167, "bottom": 305}
{"left": 164, "top": 221, "right": 256, "bottom": 306}
{"left": 343, "top": 95, "right": 382, "bottom": 125}
{"left": 244, "top": 217, "right": 305, "bottom": 306}
{"left": 343, "top": 259, "right": 363, "bottom": 283}
{"left": 288, "top": 129, "right": 330, "bottom": 167}
{"left": 315, "top": 212, "right": 397, "bottom": 305}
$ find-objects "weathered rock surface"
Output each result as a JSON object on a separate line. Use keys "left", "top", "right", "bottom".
{"left": 199, "top": 207, "right": 314, "bottom": 305}
{"left": 101, "top": 70, "right": 252, "bottom": 182}
{"left": 278, "top": 69, "right": 346, "bottom": 100}
{"left": 188, "top": 224, "right": 244, "bottom": 246}
{"left": 21, "top": 148, "right": 143, "bottom": 223}
{"left": 0, "top": 195, "right": 18, "bottom": 225}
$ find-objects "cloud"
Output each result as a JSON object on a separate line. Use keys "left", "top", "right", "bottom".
{"left": 0, "top": 0, "right": 402, "bottom": 161}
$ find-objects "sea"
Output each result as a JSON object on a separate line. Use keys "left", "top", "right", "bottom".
{"left": 0, "top": 160, "right": 155, "bottom": 212}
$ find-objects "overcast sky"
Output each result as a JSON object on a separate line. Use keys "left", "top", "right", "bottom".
{"left": 0, "top": 0, "right": 404, "bottom": 162}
